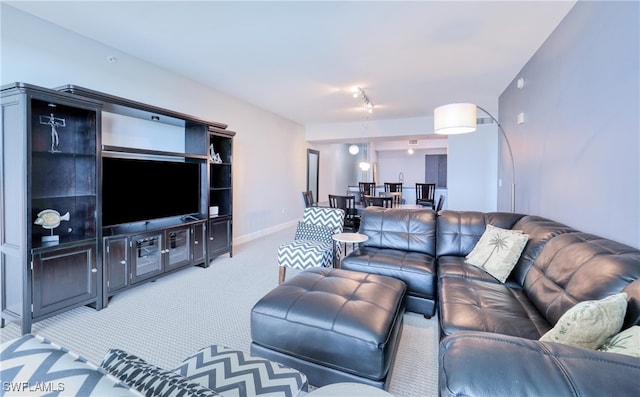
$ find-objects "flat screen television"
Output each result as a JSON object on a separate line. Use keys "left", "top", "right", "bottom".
{"left": 102, "top": 157, "right": 200, "bottom": 227}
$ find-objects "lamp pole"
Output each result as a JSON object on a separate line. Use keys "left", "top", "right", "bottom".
{"left": 477, "top": 105, "right": 516, "bottom": 213}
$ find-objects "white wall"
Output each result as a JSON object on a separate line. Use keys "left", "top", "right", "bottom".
{"left": 308, "top": 117, "right": 498, "bottom": 211}
{"left": 376, "top": 149, "right": 447, "bottom": 187}
{"left": 1, "top": 5, "right": 308, "bottom": 244}
{"left": 499, "top": 1, "right": 639, "bottom": 247}
{"left": 447, "top": 125, "right": 499, "bottom": 212}
{"left": 306, "top": 116, "right": 434, "bottom": 142}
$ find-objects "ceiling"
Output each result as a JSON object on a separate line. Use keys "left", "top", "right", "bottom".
{"left": 7, "top": 1, "right": 576, "bottom": 127}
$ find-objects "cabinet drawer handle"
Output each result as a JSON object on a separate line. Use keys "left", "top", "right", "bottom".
{"left": 91, "top": 268, "right": 98, "bottom": 273}
{"left": 120, "top": 260, "right": 126, "bottom": 265}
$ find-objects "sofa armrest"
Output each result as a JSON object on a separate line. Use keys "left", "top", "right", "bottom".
{"left": 439, "top": 331, "right": 640, "bottom": 397}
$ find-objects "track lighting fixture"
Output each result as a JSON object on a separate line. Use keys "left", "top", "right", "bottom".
{"left": 351, "top": 87, "right": 375, "bottom": 113}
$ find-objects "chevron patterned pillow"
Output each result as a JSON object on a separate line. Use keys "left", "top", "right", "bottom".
{"left": 173, "top": 345, "right": 308, "bottom": 397}
{"left": 1, "top": 334, "right": 141, "bottom": 396}
{"left": 101, "top": 349, "right": 221, "bottom": 397}
{"left": 294, "top": 222, "right": 334, "bottom": 244}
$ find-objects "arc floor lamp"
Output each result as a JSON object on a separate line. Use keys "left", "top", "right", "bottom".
{"left": 433, "top": 103, "right": 516, "bottom": 213}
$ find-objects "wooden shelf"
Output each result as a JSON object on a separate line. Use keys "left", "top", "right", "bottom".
{"left": 102, "top": 145, "right": 208, "bottom": 160}
{"left": 56, "top": 84, "right": 228, "bottom": 130}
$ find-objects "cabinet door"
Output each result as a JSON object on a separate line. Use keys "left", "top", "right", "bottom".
{"left": 31, "top": 242, "right": 97, "bottom": 318}
{"left": 208, "top": 218, "right": 232, "bottom": 259}
{"left": 192, "top": 222, "right": 207, "bottom": 266}
{"left": 165, "top": 227, "right": 191, "bottom": 271}
{"left": 131, "top": 232, "right": 164, "bottom": 283}
{"left": 104, "top": 237, "right": 128, "bottom": 294}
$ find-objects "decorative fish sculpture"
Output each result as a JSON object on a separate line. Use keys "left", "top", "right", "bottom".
{"left": 34, "top": 209, "right": 70, "bottom": 230}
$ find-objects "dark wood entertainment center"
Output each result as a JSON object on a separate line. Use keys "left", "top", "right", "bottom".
{"left": 0, "top": 82, "right": 235, "bottom": 334}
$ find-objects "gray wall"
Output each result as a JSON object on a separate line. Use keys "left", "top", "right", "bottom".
{"left": 1, "top": 4, "right": 308, "bottom": 245}
{"left": 499, "top": 1, "right": 639, "bottom": 247}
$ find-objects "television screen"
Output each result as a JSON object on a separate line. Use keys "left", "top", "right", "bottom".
{"left": 102, "top": 157, "right": 200, "bottom": 226}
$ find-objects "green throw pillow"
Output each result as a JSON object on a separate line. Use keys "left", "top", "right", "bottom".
{"left": 598, "top": 325, "right": 640, "bottom": 357}
{"left": 465, "top": 225, "right": 529, "bottom": 283}
{"left": 540, "top": 292, "right": 628, "bottom": 350}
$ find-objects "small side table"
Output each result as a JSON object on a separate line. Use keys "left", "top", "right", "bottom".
{"left": 332, "top": 232, "right": 369, "bottom": 267}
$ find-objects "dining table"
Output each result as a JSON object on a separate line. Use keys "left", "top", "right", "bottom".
{"left": 317, "top": 200, "right": 424, "bottom": 215}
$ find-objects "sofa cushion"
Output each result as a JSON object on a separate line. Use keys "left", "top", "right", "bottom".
{"left": 439, "top": 272, "right": 551, "bottom": 338}
{"left": 101, "top": 349, "right": 221, "bottom": 397}
{"left": 540, "top": 292, "right": 628, "bottom": 350}
{"left": 436, "top": 211, "right": 525, "bottom": 257}
{"left": 439, "top": 331, "right": 640, "bottom": 397}
{"left": 465, "top": 225, "right": 529, "bottom": 283}
{"left": 341, "top": 246, "right": 436, "bottom": 300}
{"left": 358, "top": 207, "right": 436, "bottom": 255}
{"left": 438, "top": 256, "right": 520, "bottom": 286}
{"left": 509, "top": 215, "right": 577, "bottom": 285}
{"left": 598, "top": 325, "right": 640, "bottom": 358}
{"left": 523, "top": 232, "right": 640, "bottom": 328}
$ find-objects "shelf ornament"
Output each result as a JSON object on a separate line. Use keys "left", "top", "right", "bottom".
{"left": 39, "top": 113, "right": 66, "bottom": 153}
{"left": 34, "top": 209, "right": 70, "bottom": 243}
{"left": 209, "top": 143, "right": 223, "bottom": 164}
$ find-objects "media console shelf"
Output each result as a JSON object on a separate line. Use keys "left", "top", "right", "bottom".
{"left": 1, "top": 82, "right": 235, "bottom": 334}
{"left": 1, "top": 83, "right": 103, "bottom": 334}
{"left": 57, "top": 84, "right": 236, "bottom": 309}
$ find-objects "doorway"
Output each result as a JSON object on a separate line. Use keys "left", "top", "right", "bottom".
{"left": 307, "top": 149, "right": 319, "bottom": 204}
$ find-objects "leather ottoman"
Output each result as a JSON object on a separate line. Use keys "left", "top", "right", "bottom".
{"left": 250, "top": 267, "right": 406, "bottom": 389}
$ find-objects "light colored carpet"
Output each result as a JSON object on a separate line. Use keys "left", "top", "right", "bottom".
{"left": 0, "top": 226, "right": 439, "bottom": 396}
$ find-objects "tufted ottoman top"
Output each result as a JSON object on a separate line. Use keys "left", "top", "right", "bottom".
{"left": 251, "top": 267, "right": 406, "bottom": 381}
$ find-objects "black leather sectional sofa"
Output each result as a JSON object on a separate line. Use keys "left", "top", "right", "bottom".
{"left": 342, "top": 208, "right": 640, "bottom": 396}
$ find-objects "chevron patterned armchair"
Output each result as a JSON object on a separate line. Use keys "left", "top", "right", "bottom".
{"left": 278, "top": 207, "right": 345, "bottom": 284}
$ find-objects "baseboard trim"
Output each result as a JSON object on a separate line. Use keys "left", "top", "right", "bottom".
{"left": 233, "top": 219, "right": 299, "bottom": 247}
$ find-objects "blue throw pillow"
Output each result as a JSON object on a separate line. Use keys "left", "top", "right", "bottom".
{"left": 294, "top": 222, "right": 334, "bottom": 244}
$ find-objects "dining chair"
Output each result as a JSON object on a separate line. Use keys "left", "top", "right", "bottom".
{"left": 301, "top": 191, "right": 316, "bottom": 208}
{"left": 277, "top": 206, "right": 344, "bottom": 284}
{"left": 363, "top": 195, "right": 393, "bottom": 208}
{"left": 329, "top": 194, "right": 360, "bottom": 232}
{"left": 384, "top": 182, "right": 403, "bottom": 193}
{"left": 383, "top": 182, "right": 403, "bottom": 206}
{"left": 435, "top": 194, "right": 445, "bottom": 212}
{"left": 358, "top": 182, "right": 376, "bottom": 203}
{"left": 416, "top": 183, "right": 436, "bottom": 209}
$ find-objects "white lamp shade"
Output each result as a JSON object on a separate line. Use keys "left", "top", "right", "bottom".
{"left": 434, "top": 103, "right": 478, "bottom": 135}
{"left": 359, "top": 161, "right": 370, "bottom": 171}
{"left": 349, "top": 144, "right": 359, "bottom": 155}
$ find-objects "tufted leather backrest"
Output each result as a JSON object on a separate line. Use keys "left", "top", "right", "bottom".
{"left": 509, "top": 215, "right": 578, "bottom": 285}
{"left": 436, "top": 211, "right": 525, "bottom": 257}
{"left": 524, "top": 232, "right": 640, "bottom": 329}
{"left": 359, "top": 207, "right": 436, "bottom": 255}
